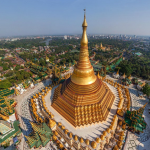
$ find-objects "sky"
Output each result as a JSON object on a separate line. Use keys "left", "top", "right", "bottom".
{"left": 0, "top": 0, "right": 150, "bottom": 37}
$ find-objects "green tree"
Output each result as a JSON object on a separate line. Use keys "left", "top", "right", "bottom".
{"left": 119, "top": 61, "right": 132, "bottom": 76}
{"left": 0, "top": 80, "right": 12, "bottom": 89}
{"left": 142, "top": 83, "right": 150, "bottom": 97}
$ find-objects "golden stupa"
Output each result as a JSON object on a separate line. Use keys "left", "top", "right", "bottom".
{"left": 52, "top": 11, "right": 115, "bottom": 127}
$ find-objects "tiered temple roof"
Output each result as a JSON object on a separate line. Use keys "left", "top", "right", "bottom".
{"left": 25, "top": 122, "right": 53, "bottom": 149}
{"left": 125, "top": 103, "right": 147, "bottom": 132}
{"left": 0, "top": 89, "right": 16, "bottom": 119}
{"left": 52, "top": 12, "right": 115, "bottom": 127}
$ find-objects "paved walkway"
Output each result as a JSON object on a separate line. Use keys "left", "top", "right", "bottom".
{"left": 15, "top": 79, "right": 52, "bottom": 150}
{"left": 123, "top": 85, "right": 150, "bottom": 150}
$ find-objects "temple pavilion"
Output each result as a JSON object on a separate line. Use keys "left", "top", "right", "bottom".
{"left": 25, "top": 122, "right": 53, "bottom": 149}
{"left": 125, "top": 103, "right": 147, "bottom": 133}
{"left": 52, "top": 11, "right": 115, "bottom": 127}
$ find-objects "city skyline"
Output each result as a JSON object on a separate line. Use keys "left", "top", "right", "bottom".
{"left": 0, "top": 0, "right": 150, "bottom": 37}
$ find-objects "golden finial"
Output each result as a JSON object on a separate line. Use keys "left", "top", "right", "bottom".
{"left": 128, "top": 74, "right": 131, "bottom": 79}
{"left": 82, "top": 9, "right": 88, "bottom": 27}
{"left": 81, "top": 9, "right": 88, "bottom": 46}
{"left": 100, "top": 42, "right": 103, "bottom": 48}
{"left": 117, "top": 69, "right": 119, "bottom": 75}
{"left": 123, "top": 73, "right": 126, "bottom": 78}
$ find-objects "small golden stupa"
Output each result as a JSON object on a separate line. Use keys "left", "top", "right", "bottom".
{"left": 52, "top": 10, "right": 115, "bottom": 127}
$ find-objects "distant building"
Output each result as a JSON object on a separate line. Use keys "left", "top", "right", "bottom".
{"left": 64, "top": 35, "right": 67, "bottom": 39}
{"left": 46, "top": 56, "right": 49, "bottom": 62}
{"left": 135, "top": 52, "right": 142, "bottom": 56}
{"left": 100, "top": 42, "right": 106, "bottom": 51}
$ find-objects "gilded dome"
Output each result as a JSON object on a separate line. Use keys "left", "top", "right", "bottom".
{"left": 79, "top": 137, "right": 84, "bottom": 143}
{"left": 91, "top": 141, "right": 97, "bottom": 149}
{"left": 106, "top": 128, "right": 111, "bottom": 133}
{"left": 103, "top": 131, "right": 107, "bottom": 136}
{"left": 49, "top": 119, "right": 56, "bottom": 129}
{"left": 100, "top": 135, "right": 104, "bottom": 140}
{"left": 85, "top": 139, "right": 90, "bottom": 145}
{"left": 54, "top": 131, "right": 58, "bottom": 136}
{"left": 52, "top": 135, "right": 57, "bottom": 141}
{"left": 58, "top": 122, "right": 62, "bottom": 127}
{"left": 74, "top": 135, "right": 78, "bottom": 141}
{"left": 96, "top": 137, "right": 100, "bottom": 143}
{"left": 69, "top": 132, "right": 73, "bottom": 138}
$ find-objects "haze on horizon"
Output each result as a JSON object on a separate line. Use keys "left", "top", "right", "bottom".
{"left": 0, "top": 0, "right": 150, "bottom": 37}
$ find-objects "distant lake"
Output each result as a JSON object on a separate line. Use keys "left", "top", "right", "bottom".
{"left": 41, "top": 38, "right": 52, "bottom": 46}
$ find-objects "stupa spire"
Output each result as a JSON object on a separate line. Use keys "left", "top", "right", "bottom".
{"left": 71, "top": 10, "right": 97, "bottom": 85}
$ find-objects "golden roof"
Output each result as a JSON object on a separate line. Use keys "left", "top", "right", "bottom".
{"left": 49, "top": 119, "right": 56, "bottom": 129}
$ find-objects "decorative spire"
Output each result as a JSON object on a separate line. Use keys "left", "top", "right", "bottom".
{"left": 123, "top": 73, "right": 125, "bottom": 79}
{"left": 100, "top": 42, "right": 103, "bottom": 48}
{"left": 71, "top": 10, "right": 97, "bottom": 85}
{"left": 81, "top": 9, "right": 88, "bottom": 46}
{"left": 116, "top": 69, "right": 119, "bottom": 75}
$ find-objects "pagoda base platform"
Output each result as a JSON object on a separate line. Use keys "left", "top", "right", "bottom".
{"left": 44, "top": 82, "right": 119, "bottom": 141}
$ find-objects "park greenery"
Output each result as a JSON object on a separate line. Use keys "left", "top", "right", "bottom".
{"left": 0, "top": 70, "right": 32, "bottom": 89}
{"left": 142, "top": 83, "right": 150, "bottom": 97}
{"left": 1, "top": 37, "right": 150, "bottom": 90}
{"left": 0, "top": 38, "right": 46, "bottom": 49}
{"left": 118, "top": 55, "right": 150, "bottom": 79}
